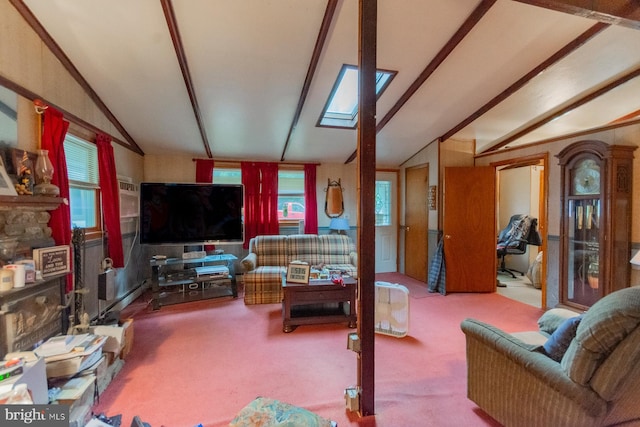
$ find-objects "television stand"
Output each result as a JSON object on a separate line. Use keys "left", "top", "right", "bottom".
{"left": 150, "top": 254, "right": 237, "bottom": 310}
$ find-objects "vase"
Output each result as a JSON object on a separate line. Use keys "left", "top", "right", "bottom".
{"left": 33, "top": 149, "right": 60, "bottom": 196}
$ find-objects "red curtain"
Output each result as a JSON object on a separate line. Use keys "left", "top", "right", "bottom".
{"left": 241, "top": 161, "right": 279, "bottom": 248}
{"left": 40, "top": 106, "right": 72, "bottom": 291}
{"left": 304, "top": 164, "right": 318, "bottom": 234}
{"left": 195, "top": 159, "right": 214, "bottom": 183}
{"left": 96, "top": 133, "right": 124, "bottom": 268}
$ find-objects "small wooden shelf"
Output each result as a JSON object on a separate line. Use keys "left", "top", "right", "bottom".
{"left": 0, "top": 195, "right": 64, "bottom": 210}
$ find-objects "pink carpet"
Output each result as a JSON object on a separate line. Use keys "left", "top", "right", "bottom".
{"left": 375, "top": 272, "right": 433, "bottom": 298}
{"left": 93, "top": 274, "right": 544, "bottom": 427}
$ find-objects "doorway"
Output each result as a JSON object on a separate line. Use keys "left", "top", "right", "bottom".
{"left": 375, "top": 171, "right": 398, "bottom": 273}
{"left": 493, "top": 154, "right": 548, "bottom": 309}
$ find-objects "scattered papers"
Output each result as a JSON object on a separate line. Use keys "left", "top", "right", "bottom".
{"left": 34, "top": 335, "right": 74, "bottom": 357}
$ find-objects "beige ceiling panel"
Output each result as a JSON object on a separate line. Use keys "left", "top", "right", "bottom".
{"left": 24, "top": 0, "right": 204, "bottom": 156}
{"left": 377, "top": 0, "right": 595, "bottom": 164}
{"left": 287, "top": 0, "right": 481, "bottom": 163}
{"left": 172, "top": 0, "right": 328, "bottom": 161}
{"left": 457, "top": 25, "right": 640, "bottom": 151}
{"left": 506, "top": 75, "right": 640, "bottom": 147}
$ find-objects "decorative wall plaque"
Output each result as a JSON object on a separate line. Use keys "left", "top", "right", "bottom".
{"left": 428, "top": 185, "right": 437, "bottom": 210}
{"left": 33, "top": 245, "right": 71, "bottom": 277}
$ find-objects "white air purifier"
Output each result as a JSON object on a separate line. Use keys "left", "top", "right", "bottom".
{"left": 374, "top": 281, "right": 410, "bottom": 337}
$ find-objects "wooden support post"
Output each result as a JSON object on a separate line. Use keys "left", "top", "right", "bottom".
{"left": 356, "top": 0, "right": 377, "bottom": 418}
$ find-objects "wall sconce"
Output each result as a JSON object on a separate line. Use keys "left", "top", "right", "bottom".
{"left": 428, "top": 185, "right": 437, "bottom": 210}
{"left": 325, "top": 178, "right": 344, "bottom": 218}
{"left": 329, "top": 217, "right": 350, "bottom": 235}
{"left": 631, "top": 250, "right": 640, "bottom": 270}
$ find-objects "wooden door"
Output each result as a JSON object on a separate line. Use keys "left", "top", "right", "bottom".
{"left": 404, "top": 165, "right": 428, "bottom": 281}
{"left": 444, "top": 166, "right": 495, "bottom": 292}
{"left": 375, "top": 171, "right": 398, "bottom": 273}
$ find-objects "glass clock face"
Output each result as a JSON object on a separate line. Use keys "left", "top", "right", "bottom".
{"left": 573, "top": 159, "right": 600, "bottom": 195}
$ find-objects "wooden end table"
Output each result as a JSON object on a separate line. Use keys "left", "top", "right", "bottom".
{"left": 282, "top": 275, "right": 357, "bottom": 333}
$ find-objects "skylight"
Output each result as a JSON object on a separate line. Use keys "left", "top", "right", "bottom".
{"left": 318, "top": 64, "right": 395, "bottom": 129}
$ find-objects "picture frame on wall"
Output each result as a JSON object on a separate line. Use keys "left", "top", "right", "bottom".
{"left": 286, "top": 262, "right": 310, "bottom": 284}
{"left": 0, "top": 163, "right": 17, "bottom": 196}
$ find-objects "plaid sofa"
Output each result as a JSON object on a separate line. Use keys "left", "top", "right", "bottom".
{"left": 241, "top": 234, "right": 358, "bottom": 304}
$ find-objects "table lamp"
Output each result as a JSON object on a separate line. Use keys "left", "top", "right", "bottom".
{"left": 329, "top": 217, "right": 349, "bottom": 235}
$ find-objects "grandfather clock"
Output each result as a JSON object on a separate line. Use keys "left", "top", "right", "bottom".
{"left": 557, "top": 140, "right": 635, "bottom": 311}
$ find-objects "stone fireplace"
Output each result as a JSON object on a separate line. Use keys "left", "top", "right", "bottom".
{"left": 0, "top": 274, "right": 66, "bottom": 358}
{"left": 0, "top": 197, "right": 58, "bottom": 260}
{"left": 0, "top": 195, "right": 66, "bottom": 358}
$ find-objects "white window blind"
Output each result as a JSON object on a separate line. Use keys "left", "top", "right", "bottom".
{"left": 64, "top": 135, "right": 99, "bottom": 188}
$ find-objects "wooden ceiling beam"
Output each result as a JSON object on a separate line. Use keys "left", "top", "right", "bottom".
{"left": 280, "top": 0, "right": 338, "bottom": 162}
{"left": 513, "top": 0, "right": 640, "bottom": 29}
{"left": 441, "top": 22, "right": 608, "bottom": 145}
{"left": 344, "top": 0, "right": 497, "bottom": 164}
{"left": 485, "top": 65, "right": 640, "bottom": 152}
{"left": 609, "top": 107, "right": 640, "bottom": 124}
{"left": 161, "top": 0, "right": 212, "bottom": 159}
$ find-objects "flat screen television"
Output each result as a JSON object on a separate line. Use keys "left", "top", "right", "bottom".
{"left": 139, "top": 182, "right": 244, "bottom": 245}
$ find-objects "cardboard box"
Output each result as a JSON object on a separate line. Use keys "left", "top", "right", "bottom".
{"left": 91, "top": 326, "right": 124, "bottom": 347}
{"left": 121, "top": 319, "right": 134, "bottom": 359}
{"left": 91, "top": 318, "right": 134, "bottom": 360}
{"left": 53, "top": 374, "right": 96, "bottom": 406}
{"left": 90, "top": 333, "right": 121, "bottom": 362}
{"left": 96, "top": 358, "right": 124, "bottom": 395}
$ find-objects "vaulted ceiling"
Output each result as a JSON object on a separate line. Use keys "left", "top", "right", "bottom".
{"left": 13, "top": 0, "right": 640, "bottom": 167}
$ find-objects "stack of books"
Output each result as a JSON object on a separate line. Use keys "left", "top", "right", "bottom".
{"left": 33, "top": 335, "right": 75, "bottom": 357}
{"left": 36, "top": 334, "right": 107, "bottom": 378}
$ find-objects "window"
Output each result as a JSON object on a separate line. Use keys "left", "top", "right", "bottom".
{"left": 318, "top": 64, "right": 396, "bottom": 128}
{"left": 213, "top": 168, "right": 241, "bottom": 185}
{"left": 375, "top": 180, "right": 391, "bottom": 226}
{"left": 214, "top": 167, "right": 305, "bottom": 223}
{"left": 278, "top": 170, "right": 305, "bottom": 222}
{"left": 64, "top": 135, "right": 100, "bottom": 231}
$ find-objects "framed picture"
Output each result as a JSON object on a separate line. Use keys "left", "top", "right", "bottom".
{"left": 0, "top": 147, "right": 14, "bottom": 175}
{"left": 286, "top": 262, "right": 310, "bottom": 284}
{"left": 10, "top": 148, "right": 37, "bottom": 176}
{"left": 428, "top": 185, "right": 437, "bottom": 210}
{"left": 33, "top": 245, "right": 71, "bottom": 278}
{"left": 0, "top": 163, "right": 17, "bottom": 196}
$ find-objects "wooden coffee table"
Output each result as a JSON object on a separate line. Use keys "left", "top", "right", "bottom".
{"left": 282, "top": 275, "right": 357, "bottom": 332}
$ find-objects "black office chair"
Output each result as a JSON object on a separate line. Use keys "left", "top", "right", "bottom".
{"left": 497, "top": 214, "right": 542, "bottom": 279}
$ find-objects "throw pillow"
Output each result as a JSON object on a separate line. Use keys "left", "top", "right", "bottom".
{"left": 538, "top": 308, "right": 581, "bottom": 335}
{"left": 543, "top": 315, "right": 583, "bottom": 362}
